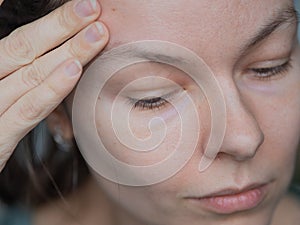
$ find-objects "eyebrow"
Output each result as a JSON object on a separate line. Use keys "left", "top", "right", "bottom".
{"left": 102, "top": 44, "right": 188, "bottom": 65}
{"left": 102, "top": 5, "right": 299, "bottom": 63}
{"left": 242, "top": 5, "right": 298, "bottom": 52}
{"left": 135, "top": 52, "right": 186, "bottom": 64}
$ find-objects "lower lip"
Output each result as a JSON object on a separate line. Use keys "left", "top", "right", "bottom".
{"left": 186, "top": 185, "right": 268, "bottom": 214}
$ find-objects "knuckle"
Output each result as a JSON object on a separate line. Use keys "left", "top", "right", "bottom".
{"left": 0, "top": 148, "right": 12, "bottom": 164}
{"left": 5, "top": 28, "right": 36, "bottom": 64}
{"left": 18, "top": 98, "right": 43, "bottom": 122}
{"left": 68, "top": 37, "right": 88, "bottom": 60}
{"left": 57, "top": 5, "right": 77, "bottom": 35}
{"left": 21, "top": 61, "right": 46, "bottom": 88}
{"left": 68, "top": 40, "right": 81, "bottom": 58}
{"left": 17, "top": 85, "right": 63, "bottom": 123}
{"left": 45, "top": 80, "right": 64, "bottom": 100}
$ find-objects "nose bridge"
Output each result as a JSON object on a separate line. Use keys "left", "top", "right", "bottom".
{"left": 219, "top": 80, "right": 264, "bottom": 161}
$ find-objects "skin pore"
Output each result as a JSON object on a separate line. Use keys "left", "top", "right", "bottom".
{"left": 38, "top": 0, "right": 300, "bottom": 225}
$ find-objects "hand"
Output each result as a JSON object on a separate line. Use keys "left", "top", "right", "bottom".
{"left": 0, "top": 0, "right": 109, "bottom": 171}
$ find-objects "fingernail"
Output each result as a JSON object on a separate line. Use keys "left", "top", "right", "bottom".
{"left": 75, "top": 0, "right": 98, "bottom": 18}
{"left": 85, "top": 22, "right": 104, "bottom": 43}
{"left": 65, "top": 60, "right": 82, "bottom": 77}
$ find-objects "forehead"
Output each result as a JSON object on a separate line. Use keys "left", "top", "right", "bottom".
{"left": 99, "top": 0, "right": 295, "bottom": 62}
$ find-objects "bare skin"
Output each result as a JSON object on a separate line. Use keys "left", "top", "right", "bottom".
{"left": 70, "top": 1, "right": 300, "bottom": 224}
{"left": 32, "top": 178, "right": 300, "bottom": 225}
{"left": 0, "top": 0, "right": 109, "bottom": 171}
{"left": 1, "top": 0, "right": 300, "bottom": 225}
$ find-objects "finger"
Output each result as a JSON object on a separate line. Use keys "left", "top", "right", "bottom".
{"left": 0, "top": 59, "right": 82, "bottom": 158}
{"left": 0, "top": 0, "right": 101, "bottom": 77}
{"left": 0, "top": 21, "right": 109, "bottom": 114}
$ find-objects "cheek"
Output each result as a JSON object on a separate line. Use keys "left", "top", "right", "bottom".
{"left": 94, "top": 92, "right": 208, "bottom": 166}
{"left": 93, "top": 66, "right": 211, "bottom": 168}
{"left": 95, "top": 105, "right": 182, "bottom": 166}
{"left": 91, "top": 170, "right": 179, "bottom": 225}
{"left": 268, "top": 78, "right": 300, "bottom": 159}
{"left": 265, "top": 101, "right": 300, "bottom": 171}
{"left": 246, "top": 74, "right": 300, "bottom": 175}
{"left": 262, "top": 49, "right": 300, "bottom": 144}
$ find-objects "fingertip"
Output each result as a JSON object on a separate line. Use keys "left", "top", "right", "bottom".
{"left": 97, "top": 21, "right": 110, "bottom": 44}
{"left": 82, "top": 21, "right": 109, "bottom": 48}
{"left": 94, "top": 0, "right": 102, "bottom": 16}
{"left": 73, "top": 0, "right": 101, "bottom": 19}
{"left": 89, "top": 0, "right": 102, "bottom": 17}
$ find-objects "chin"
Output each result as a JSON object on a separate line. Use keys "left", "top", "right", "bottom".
{"left": 157, "top": 207, "right": 276, "bottom": 225}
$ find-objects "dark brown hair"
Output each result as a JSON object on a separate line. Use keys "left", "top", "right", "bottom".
{"left": 0, "top": 0, "right": 68, "bottom": 39}
{"left": 0, "top": 0, "right": 89, "bottom": 207}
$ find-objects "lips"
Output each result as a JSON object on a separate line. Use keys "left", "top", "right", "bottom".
{"left": 184, "top": 183, "right": 270, "bottom": 214}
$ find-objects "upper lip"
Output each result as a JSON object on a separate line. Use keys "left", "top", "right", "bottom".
{"left": 185, "top": 182, "right": 269, "bottom": 199}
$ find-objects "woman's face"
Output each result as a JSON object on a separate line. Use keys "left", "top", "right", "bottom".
{"left": 74, "top": 0, "right": 300, "bottom": 224}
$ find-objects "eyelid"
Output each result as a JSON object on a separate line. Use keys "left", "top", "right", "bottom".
{"left": 248, "top": 57, "right": 290, "bottom": 69}
{"left": 128, "top": 88, "right": 190, "bottom": 112}
{"left": 124, "top": 86, "right": 182, "bottom": 101}
{"left": 236, "top": 29, "right": 296, "bottom": 70}
{"left": 127, "top": 88, "right": 181, "bottom": 104}
{"left": 246, "top": 58, "right": 292, "bottom": 82}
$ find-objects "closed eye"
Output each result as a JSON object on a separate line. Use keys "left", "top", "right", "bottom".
{"left": 132, "top": 97, "right": 168, "bottom": 110}
{"left": 251, "top": 60, "right": 292, "bottom": 81}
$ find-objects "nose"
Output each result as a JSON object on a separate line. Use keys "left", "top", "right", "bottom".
{"left": 218, "top": 83, "right": 264, "bottom": 161}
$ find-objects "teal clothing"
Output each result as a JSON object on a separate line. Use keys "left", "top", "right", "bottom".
{"left": 290, "top": 185, "right": 300, "bottom": 200}
{"left": 0, "top": 206, "right": 31, "bottom": 225}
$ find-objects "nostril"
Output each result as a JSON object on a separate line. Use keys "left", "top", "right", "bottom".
{"left": 256, "top": 132, "right": 265, "bottom": 149}
{"left": 217, "top": 122, "right": 265, "bottom": 161}
{"left": 232, "top": 131, "right": 264, "bottom": 160}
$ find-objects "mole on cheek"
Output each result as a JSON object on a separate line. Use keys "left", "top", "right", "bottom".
{"left": 111, "top": 8, "right": 116, "bottom": 12}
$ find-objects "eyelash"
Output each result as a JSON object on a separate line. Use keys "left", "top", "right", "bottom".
{"left": 133, "top": 97, "right": 168, "bottom": 110}
{"left": 127, "top": 60, "right": 292, "bottom": 110}
{"left": 251, "top": 59, "right": 292, "bottom": 81}
{"left": 128, "top": 91, "right": 176, "bottom": 111}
